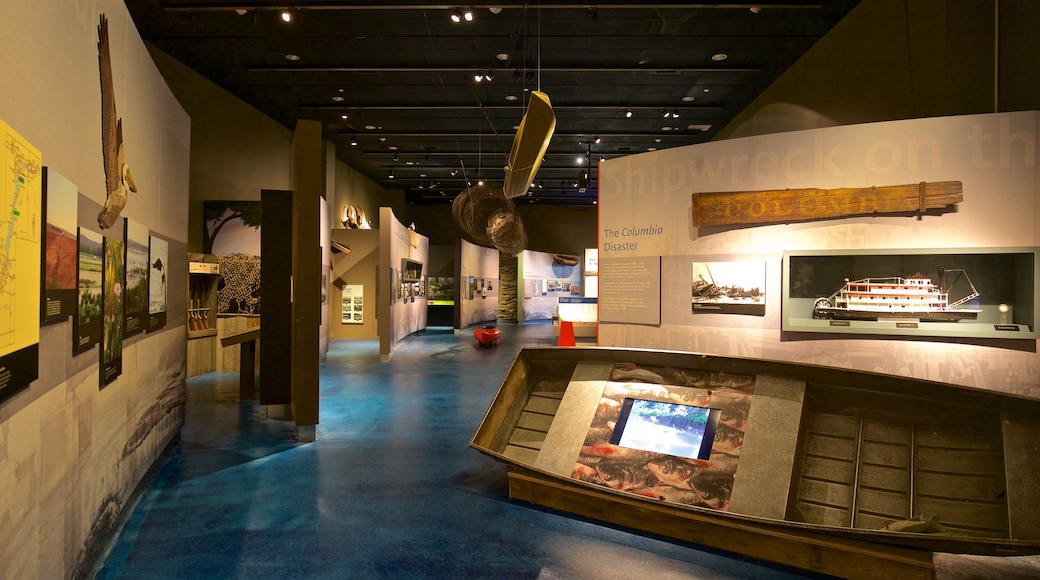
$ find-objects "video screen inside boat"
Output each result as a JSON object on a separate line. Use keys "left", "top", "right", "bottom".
{"left": 609, "top": 398, "right": 721, "bottom": 461}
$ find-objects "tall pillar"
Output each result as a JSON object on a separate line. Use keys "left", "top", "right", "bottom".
{"left": 291, "top": 120, "right": 323, "bottom": 440}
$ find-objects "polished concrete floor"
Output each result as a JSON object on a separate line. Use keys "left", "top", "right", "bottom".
{"left": 95, "top": 322, "right": 823, "bottom": 579}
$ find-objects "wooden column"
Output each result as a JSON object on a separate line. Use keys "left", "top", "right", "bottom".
{"left": 291, "top": 120, "right": 323, "bottom": 439}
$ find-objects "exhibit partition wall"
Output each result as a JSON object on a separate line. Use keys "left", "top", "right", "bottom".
{"left": 331, "top": 228, "right": 380, "bottom": 340}
{"left": 457, "top": 239, "right": 500, "bottom": 330}
{"left": 378, "top": 207, "right": 429, "bottom": 359}
{"left": 0, "top": 1, "right": 191, "bottom": 577}
{"left": 598, "top": 111, "right": 1040, "bottom": 398}
{"left": 517, "top": 249, "right": 583, "bottom": 322}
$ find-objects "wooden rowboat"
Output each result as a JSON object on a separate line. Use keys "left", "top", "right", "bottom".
{"left": 503, "top": 91, "right": 556, "bottom": 199}
{"left": 471, "top": 347, "right": 1040, "bottom": 579}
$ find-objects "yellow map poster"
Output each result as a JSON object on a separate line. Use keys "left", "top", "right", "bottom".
{"left": 0, "top": 117, "right": 42, "bottom": 399}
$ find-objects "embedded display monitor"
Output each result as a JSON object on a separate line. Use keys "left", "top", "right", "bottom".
{"left": 609, "top": 398, "right": 720, "bottom": 461}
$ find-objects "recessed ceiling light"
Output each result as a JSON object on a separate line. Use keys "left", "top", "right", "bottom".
{"left": 496, "top": 53, "right": 509, "bottom": 61}
{"left": 681, "top": 96, "right": 695, "bottom": 102}
{"left": 285, "top": 54, "right": 301, "bottom": 61}
{"left": 281, "top": 10, "right": 292, "bottom": 23}
{"left": 505, "top": 95, "right": 518, "bottom": 101}
{"left": 489, "top": 7, "right": 502, "bottom": 15}
{"left": 712, "top": 53, "right": 728, "bottom": 62}
{"left": 365, "top": 125, "right": 377, "bottom": 130}
{"left": 647, "top": 147, "right": 657, "bottom": 151}
{"left": 234, "top": 8, "right": 248, "bottom": 16}
{"left": 389, "top": 146, "right": 398, "bottom": 150}
{"left": 332, "top": 96, "right": 344, "bottom": 102}
{"left": 661, "top": 126, "right": 672, "bottom": 131}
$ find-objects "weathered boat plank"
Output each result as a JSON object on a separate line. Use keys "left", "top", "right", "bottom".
{"left": 692, "top": 181, "right": 963, "bottom": 227}
{"left": 516, "top": 412, "right": 554, "bottom": 432}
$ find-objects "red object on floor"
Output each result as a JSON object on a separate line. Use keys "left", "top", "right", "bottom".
{"left": 557, "top": 320, "right": 576, "bottom": 347}
{"left": 474, "top": 326, "right": 502, "bottom": 347}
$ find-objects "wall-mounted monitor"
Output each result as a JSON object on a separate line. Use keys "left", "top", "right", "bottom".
{"left": 402, "top": 258, "right": 423, "bottom": 282}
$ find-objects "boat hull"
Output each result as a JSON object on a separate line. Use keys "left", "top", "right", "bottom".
{"left": 814, "top": 306, "right": 980, "bottom": 322}
{"left": 471, "top": 347, "right": 1040, "bottom": 576}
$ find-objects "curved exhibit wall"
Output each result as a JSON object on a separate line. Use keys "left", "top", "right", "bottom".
{"left": 518, "top": 249, "right": 583, "bottom": 322}
{"left": 457, "top": 239, "right": 500, "bottom": 329}
{"left": 0, "top": 1, "right": 190, "bottom": 577}
{"left": 378, "top": 207, "right": 429, "bottom": 359}
{"left": 598, "top": 111, "right": 1040, "bottom": 399}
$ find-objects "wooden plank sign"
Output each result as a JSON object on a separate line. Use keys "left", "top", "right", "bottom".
{"left": 692, "top": 181, "right": 963, "bottom": 227}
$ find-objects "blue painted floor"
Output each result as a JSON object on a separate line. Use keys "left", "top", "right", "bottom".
{"left": 96, "top": 322, "right": 824, "bottom": 579}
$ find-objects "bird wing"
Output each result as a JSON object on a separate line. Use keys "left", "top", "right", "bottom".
{"left": 98, "top": 14, "right": 120, "bottom": 196}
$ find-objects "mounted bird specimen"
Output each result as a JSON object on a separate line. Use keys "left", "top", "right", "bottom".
{"left": 97, "top": 14, "right": 136, "bottom": 230}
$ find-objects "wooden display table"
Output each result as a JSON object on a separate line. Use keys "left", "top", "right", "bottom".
{"left": 220, "top": 326, "right": 260, "bottom": 400}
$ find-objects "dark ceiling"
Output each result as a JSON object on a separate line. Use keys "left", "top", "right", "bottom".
{"left": 125, "top": 1, "right": 861, "bottom": 205}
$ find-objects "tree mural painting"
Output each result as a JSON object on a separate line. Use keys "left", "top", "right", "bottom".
{"left": 202, "top": 200, "right": 261, "bottom": 255}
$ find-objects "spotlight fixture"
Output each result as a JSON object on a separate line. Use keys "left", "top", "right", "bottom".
{"left": 280, "top": 9, "right": 292, "bottom": 23}
{"left": 662, "top": 108, "right": 670, "bottom": 118}
{"left": 463, "top": 7, "right": 474, "bottom": 21}
{"left": 594, "top": 135, "right": 601, "bottom": 144}
{"left": 587, "top": 6, "right": 597, "bottom": 21}
{"left": 672, "top": 110, "right": 680, "bottom": 118}
{"left": 388, "top": 168, "right": 395, "bottom": 179}
{"left": 349, "top": 135, "right": 358, "bottom": 146}
{"left": 450, "top": 8, "right": 462, "bottom": 23}
{"left": 513, "top": 68, "right": 521, "bottom": 81}
{"left": 625, "top": 108, "right": 633, "bottom": 118}
{"left": 474, "top": 73, "right": 484, "bottom": 82}
{"left": 600, "top": 155, "right": 606, "bottom": 163}
{"left": 393, "top": 153, "right": 400, "bottom": 162}
{"left": 485, "top": 69, "right": 494, "bottom": 82}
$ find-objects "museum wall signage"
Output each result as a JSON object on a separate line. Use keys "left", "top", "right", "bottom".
{"left": 598, "top": 256, "right": 662, "bottom": 326}
{"left": 148, "top": 235, "right": 168, "bottom": 331}
{"left": 100, "top": 220, "right": 126, "bottom": 387}
{"left": 41, "top": 168, "right": 79, "bottom": 326}
{"left": 691, "top": 261, "right": 765, "bottom": 316}
{"left": 124, "top": 219, "right": 149, "bottom": 338}
{"left": 0, "top": 118, "right": 42, "bottom": 402}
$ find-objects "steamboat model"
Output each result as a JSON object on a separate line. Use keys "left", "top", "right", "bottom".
{"left": 812, "top": 267, "right": 980, "bottom": 322}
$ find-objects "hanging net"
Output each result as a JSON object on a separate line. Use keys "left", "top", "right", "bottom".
{"left": 451, "top": 182, "right": 527, "bottom": 255}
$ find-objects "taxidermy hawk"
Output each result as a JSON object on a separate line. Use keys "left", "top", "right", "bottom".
{"left": 97, "top": 14, "right": 136, "bottom": 230}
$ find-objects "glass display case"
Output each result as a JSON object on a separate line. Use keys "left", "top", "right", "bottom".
{"left": 782, "top": 247, "right": 1038, "bottom": 340}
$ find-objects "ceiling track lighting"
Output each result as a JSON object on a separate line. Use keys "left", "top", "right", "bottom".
{"left": 625, "top": 108, "right": 633, "bottom": 118}
{"left": 451, "top": 7, "right": 474, "bottom": 23}
{"left": 280, "top": 8, "right": 292, "bottom": 23}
